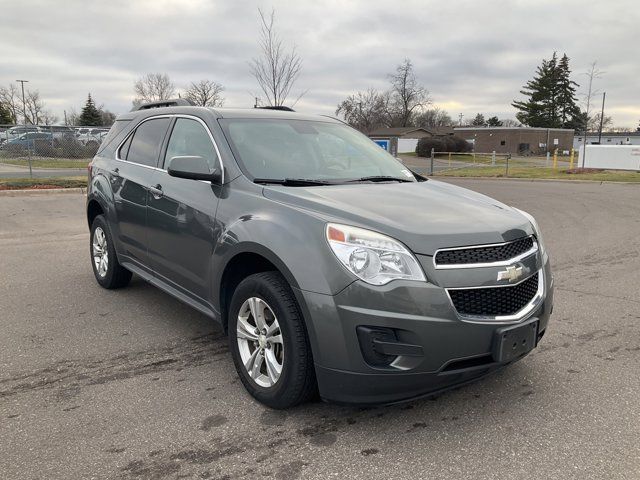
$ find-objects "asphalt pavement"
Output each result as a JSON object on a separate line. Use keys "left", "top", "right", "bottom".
{"left": 1, "top": 179, "right": 639, "bottom": 479}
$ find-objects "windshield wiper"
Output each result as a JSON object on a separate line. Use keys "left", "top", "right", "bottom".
{"left": 346, "top": 175, "right": 414, "bottom": 183}
{"left": 253, "top": 178, "right": 335, "bottom": 186}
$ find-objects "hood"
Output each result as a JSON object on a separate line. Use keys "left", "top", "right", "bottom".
{"left": 262, "top": 179, "right": 533, "bottom": 255}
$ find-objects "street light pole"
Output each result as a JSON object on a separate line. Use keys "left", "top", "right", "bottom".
{"left": 16, "top": 79, "right": 29, "bottom": 125}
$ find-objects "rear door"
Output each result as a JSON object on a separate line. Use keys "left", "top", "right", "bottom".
{"left": 111, "top": 116, "right": 171, "bottom": 270}
{"left": 146, "top": 116, "right": 223, "bottom": 305}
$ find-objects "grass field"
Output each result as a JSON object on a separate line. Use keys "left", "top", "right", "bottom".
{"left": 436, "top": 166, "right": 640, "bottom": 182}
{"left": 0, "top": 158, "right": 91, "bottom": 168}
{"left": 0, "top": 176, "right": 87, "bottom": 190}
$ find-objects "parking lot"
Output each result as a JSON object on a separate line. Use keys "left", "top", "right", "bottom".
{"left": 1, "top": 179, "right": 639, "bottom": 479}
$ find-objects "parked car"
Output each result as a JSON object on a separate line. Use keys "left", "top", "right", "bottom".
{"left": 86, "top": 101, "right": 553, "bottom": 408}
{"left": 0, "top": 131, "right": 52, "bottom": 150}
{"left": 45, "top": 125, "right": 76, "bottom": 144}
{"left": 2, "top": 125, "right": 40, "bottom": 144}
{"left": 78, "top": 129, "right": 108, "bottom": 148}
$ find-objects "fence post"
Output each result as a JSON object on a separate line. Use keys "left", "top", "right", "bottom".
{"left": 505, "top": 154, "right": 510, "bottom": 177}
{"left": 430, "top": 148, "right": 434, "bottom": 175}
{"left": 448, "top": 151, "right": 451, "bottom": 168}
{"left": 569, "top": 148, "right": 575, "bottom": 169}
{"left": 553, "top": 149, "right": 558, "bottom": 169}
{"left": 546, "top": 151, "right": 550, "bottom": 167}
{"left": 491, "top": 151, "right": 496, "bottom": 166}
{"left": 27, "top": 143, "right": 33, "bottom": 178}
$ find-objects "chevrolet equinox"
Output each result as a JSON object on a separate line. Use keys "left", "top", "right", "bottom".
{"left": 86, "top": 100, "right": 553, "bottom": 408}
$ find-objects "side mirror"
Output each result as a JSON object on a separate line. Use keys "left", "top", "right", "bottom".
{"left": 167, "top": 156, "right": 222, "bottom": 183}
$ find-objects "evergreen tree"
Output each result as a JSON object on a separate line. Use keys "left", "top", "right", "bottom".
{"left": 0, "top": 102, "right": 14, "bottom": 124}
{"left": 556, "top": 54, "right": 581, "bottom": 127}
{"left": 471, "top": 113, "right": 486, "bottom": 126}
{"left": 487, "top": 116, "right": 503, "bottom": 126}
{"left": 78, "top": 94, "right": 102, "bottom": 126}
{"left": 512, "top": 52, "right": 581, "bottom": 129}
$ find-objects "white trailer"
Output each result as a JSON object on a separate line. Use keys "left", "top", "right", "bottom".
{"left": 579, "top": 145, "right": 640, "bottom": 171}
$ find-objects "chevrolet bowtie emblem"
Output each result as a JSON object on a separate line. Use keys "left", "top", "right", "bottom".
{"left": 497, "top": 265, "right": 524, "bottom": 282}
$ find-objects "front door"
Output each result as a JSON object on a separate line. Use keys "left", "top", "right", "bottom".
{"left": 146, "top": 117, "right": 222, "bottom": 305}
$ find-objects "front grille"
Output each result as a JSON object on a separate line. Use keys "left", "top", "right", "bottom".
{"left": 435, "top": 236, "right": 535, "bottom": 266}
{"left": 449, "top": 273, "right": 539, "bottom": 317}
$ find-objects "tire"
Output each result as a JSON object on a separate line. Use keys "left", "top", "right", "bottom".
{"left": 228, "top": 272, "right": 317, "bottom": 409}
{"left": 90, "top": 214, "right": 132, "bottom": 289}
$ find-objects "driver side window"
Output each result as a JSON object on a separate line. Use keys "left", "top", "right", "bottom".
{"left": 164, "top": 118, "right": 219, "bottom": 170}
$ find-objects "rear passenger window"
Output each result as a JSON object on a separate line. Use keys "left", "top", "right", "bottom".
{"left": 124, "top": 118, "right": 170, "bottom": 167}
{"left": 118, "top": 135, "right": 133, "bottom": 160}
{"left": 164, "top": 118, "right": 219, "bottom": 170}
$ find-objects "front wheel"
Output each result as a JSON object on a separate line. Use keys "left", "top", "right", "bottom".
{"left": 90, "top": 214, "right": 132, "bottom": 289}
{"left": 228, "top": 272, "right": 316, "bottom": 409}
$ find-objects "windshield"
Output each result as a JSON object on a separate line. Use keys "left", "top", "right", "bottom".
{"left": 219, "top": 118, "right": 415, "bottom": 182}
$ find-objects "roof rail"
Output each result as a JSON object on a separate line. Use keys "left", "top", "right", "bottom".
{"left": 135, "top": 98, "right": 195, "bottom": 111}
{"left": 256, "top": 106, "right": 295, "bottom": 112}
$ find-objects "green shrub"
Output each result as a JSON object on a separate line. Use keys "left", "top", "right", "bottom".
{"left": 416, "top": 135, "right": 472, "bottom": 156}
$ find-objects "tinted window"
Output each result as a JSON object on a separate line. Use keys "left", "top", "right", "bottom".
{"left": 118, "top": 135, "right": 133, "bottom": 160}
{"left": 164, "top": 118, "right": 218, "bottom": 170}
{"left": 99, "top": 119, "right": 130, "bottom": 153}
{"left": 125, "top": 118, "right": 170, "bottom": 167}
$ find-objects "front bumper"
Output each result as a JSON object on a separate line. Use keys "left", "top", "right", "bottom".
{"left": 298, "top": 258, "right": 553, "bottom": 405}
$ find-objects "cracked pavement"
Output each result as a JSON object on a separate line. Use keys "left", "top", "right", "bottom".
{"left": 1, "top": 179, "right": 639, "bottom": 479}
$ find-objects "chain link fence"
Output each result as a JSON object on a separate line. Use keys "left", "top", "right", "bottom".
{"left": 0, "top": 124, "right": 109, "bottom": 180}
{"left": 401, "top": 148, "right": 578, "bottom": 178}
{"left": 0, "top": 124, "right": 108, "bottom": 159}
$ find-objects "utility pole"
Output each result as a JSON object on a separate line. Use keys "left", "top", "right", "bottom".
{"left": 597, "top": 92, "right": 606, "bottom": 144}
{"left": 16, "top": 79, "right": 29, "bottom": 125}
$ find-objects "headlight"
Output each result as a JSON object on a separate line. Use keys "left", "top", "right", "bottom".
{"left": 326, "top": 223, "right": 426, "bottom": 285}
{"left": 514, "top": 208, "right": 545, "bottom": 252}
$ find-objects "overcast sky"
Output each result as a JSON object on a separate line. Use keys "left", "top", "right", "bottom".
{"left": 2, "top": 0, "right": 639, "bottom": 127}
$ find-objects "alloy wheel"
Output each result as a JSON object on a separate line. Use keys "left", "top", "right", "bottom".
{"left": 236, "top": 297, "right": 284, "bottom": 388}
{"left": 92, "top": 226, "right": 109, "bottom": 278}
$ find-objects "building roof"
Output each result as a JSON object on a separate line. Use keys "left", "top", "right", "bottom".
{"left": 454, "top": 126, "right": 574, "bottom": 132}
{"left": 368, "top": 126, "right": 454, "bottom": 137}
{"left": 579, "top": 131, "right": 640, "bottom": 137}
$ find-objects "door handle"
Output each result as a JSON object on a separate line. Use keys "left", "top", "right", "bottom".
{"left": 149, "top": 184, "right": 163, "bottom": 198}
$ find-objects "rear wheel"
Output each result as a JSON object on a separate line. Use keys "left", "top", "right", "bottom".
{"left": 228, "top": 272, "right": 316, "bottom": 409}
{"left": 90, "top": 215, "right": 132, "bottom": 289}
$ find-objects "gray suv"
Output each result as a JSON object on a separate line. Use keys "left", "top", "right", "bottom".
{"left": 86, "top": 100, "right": 553, "bottom": 408}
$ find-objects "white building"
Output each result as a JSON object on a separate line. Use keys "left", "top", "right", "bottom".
{"left": 573, "top": 132, "right": 640, "bottom": 149}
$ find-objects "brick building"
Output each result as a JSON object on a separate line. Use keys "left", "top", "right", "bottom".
{"left": 454, "top": 127, "right": 575, "bottom": 155}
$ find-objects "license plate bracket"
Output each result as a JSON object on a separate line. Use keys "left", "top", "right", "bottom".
{"left": 492, "top": 318, "right": 538, "bottom": 363}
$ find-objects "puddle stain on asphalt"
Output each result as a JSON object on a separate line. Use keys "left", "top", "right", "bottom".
{"left": 0, "top": 333, "right": 227, "bottom": 400}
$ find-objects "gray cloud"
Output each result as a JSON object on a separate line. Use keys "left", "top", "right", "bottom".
{"left": 1, "top": 0, "right": 638, "bottom": 127}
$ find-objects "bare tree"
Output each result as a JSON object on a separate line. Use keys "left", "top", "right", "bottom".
{"left": 500, "top": 118, "right": 521, "bottom": 127}
{"left": 336, "top": 89, "right": 391, "bottom": 133}
{"left": 22, "top": 90, "right": 57, "bottom": 125}
{"left": 133, "top": 73, "right": 176, "bottom": 107}
{"left": 0, "top": 84, "right": 22, "bottom": 123}
{"left": 250, "top": 9, "right": 304, "bottom": 107}
{"left": 579, "top": 61, "right": 604, "bottom": 166}
{"left": 581, "top": 62, "right": 604, "bottom": 132}
{"left": 414, "top": 108, "right": 453, "bottom": 128}
{"left": 388, "top": 59, "right": 430, "bottom": 127}
{"left": 588, "top": 112, "right": 612, "bottom": 132}
{"left": 184, "top": 80, "right": 225, "bottom": 107}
